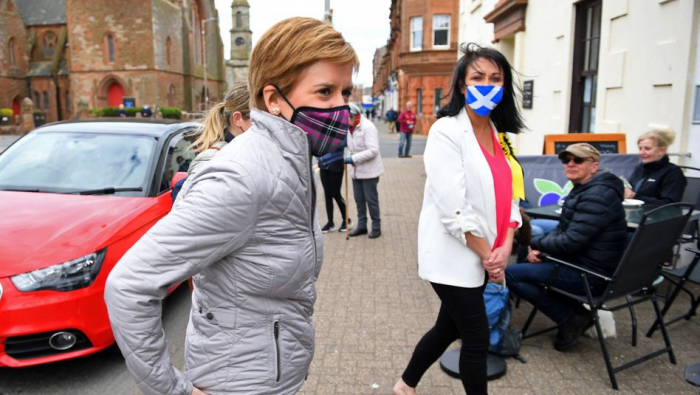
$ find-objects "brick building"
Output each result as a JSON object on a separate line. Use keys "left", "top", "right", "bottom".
{"left": 0, "top": 0, "right": 226, "bottom": 124}
{"left": 372, "top": 0, "right": 459, "bottom": 134}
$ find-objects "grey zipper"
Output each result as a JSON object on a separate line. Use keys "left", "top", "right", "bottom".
{"left": 273, "top": 320, "right": 281, "bottom": 382}
{"left": 304, "top": 137, "right": 318, "bottom": 276}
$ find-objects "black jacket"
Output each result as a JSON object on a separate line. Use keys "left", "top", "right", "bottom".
{"left": 531, "top": 172, "right": 627, "bottom": 276}
{"left": 628, "top": 155, "right": 686, "bottom": 205}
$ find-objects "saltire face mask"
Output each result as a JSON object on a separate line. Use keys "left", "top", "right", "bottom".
{"left": 465, "top": 85, "right": 503, "bottom": 116}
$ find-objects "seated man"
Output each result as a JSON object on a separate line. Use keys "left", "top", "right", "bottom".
{"left": 506, "top": 143, "right": 628, "bottom": 351}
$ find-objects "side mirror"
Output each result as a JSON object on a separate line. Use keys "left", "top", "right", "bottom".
{"left": 171, "top": 172, "right": 188, "bottom": 189}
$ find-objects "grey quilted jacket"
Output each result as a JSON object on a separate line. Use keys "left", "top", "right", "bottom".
{"left": 104, "top": 109, "right": 324, "bottom": 394}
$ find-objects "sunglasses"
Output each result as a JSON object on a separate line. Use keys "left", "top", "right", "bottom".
{"left": 560, "top": 156, "right": 590, "bottom": 165}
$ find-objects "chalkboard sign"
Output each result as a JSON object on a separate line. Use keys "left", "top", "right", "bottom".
{"left": 543, "top": 133, "right": 626, "bottom": 155}
{"left": 554, "top": 141, "right": 620, "bottom": 154}
{"left": 522, "top": 80, "right": 533, "bottom": 109}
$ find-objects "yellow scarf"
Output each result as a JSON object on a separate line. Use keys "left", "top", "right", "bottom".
{"left": 498, "top": 133, "right": 525, "bottom": 201}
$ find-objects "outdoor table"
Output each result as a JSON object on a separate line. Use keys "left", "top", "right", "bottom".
{"left": 524, "top": 204, "right": 700, "bottom": 231}
{"left": 439, "top": 349, "right": 507, "bottom": 381}
{"left": 686, "top": 363, "right": 700, "bottom": 386}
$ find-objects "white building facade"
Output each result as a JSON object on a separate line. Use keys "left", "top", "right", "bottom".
{"left": 458, "top": 0, "right": 700, "bottom": 168}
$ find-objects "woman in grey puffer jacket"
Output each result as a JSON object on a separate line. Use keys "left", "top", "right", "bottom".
{"left": 104, "top": 17, "right": 358, "bottom": 395}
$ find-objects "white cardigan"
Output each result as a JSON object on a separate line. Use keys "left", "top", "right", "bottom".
{"left": 347, "top": 115, "right": 385, "bottom": 180}
{"left": 418, "top": 108, "right": 522, "bottom": 288}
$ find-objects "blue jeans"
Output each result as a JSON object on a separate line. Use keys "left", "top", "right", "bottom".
{"left": 398, "top": 132, "right": 412, "bottom": 156}
{"left": 506, "top": 262, "right": 605, "bottom": 324}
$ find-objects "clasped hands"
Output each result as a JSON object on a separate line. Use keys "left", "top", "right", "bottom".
{"left": 482, "top": 245, "right": 510, "bottom": 284}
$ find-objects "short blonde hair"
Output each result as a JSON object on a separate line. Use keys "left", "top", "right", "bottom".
{"left": 248, "top": 17, "right": 359, "bottom": 110}
{"left": 191, "top": 81, "right": 250, "bottom": 153}
{"left": 638, "top": 129, "right": 676, "bottom": 149}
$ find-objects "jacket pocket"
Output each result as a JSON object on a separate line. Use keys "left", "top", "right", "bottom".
{"left": 273, "top": 319, "right": 281, "bottom": 383}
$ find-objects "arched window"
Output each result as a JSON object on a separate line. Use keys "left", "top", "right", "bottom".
{"left": 104, "top": 33, "right": 116, "bottom": 63}
{"left": 8, "top": 37, "right": 16, "bottom": 65}
{"left": 192, "top": 0, "right": 203, "bottom": 64}
{"left": 236, "top": 11, "right": 242, "bottom": 27}
{"left": 166, "top": 36, "right": 172, "bottom": 65}
{"left": 168, "top": 84, "right": 176, "bottom": 107}
{"left": 34, "top": 91, "right": 41, "bottom": 109}
{"left": 42, "top": 32, "right": 57, "bottom": 59}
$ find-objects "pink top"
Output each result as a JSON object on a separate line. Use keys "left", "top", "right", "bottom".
{"left": 478, "top": 132, "right": 515, "bottom": 250}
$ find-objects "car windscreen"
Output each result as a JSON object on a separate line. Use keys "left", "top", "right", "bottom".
{"left": 0, "top": 131, "right": 157, "bottom": 197}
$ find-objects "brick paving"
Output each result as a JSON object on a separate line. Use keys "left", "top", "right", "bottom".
{"left": 301, "top": 121, "right": 700, "bottom": 394}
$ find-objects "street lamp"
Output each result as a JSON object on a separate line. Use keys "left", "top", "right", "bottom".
{"left": 202, "top": 17, "right": 218, "bottom": 108}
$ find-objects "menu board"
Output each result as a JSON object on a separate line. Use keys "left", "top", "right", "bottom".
{"left": 544, "top": 133, "right": 626, "bottom": 155}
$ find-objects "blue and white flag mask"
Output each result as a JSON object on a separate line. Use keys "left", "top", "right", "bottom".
{"left": 466, "top": 85, "right": 503, "bottom": 116}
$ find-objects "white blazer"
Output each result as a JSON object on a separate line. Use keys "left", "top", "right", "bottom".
{"left": 418, "top": 108, "right": 522, "bottom": 288}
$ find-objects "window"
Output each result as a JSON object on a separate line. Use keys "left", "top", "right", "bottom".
{"left": 416, "top": 88, "right": 423, "bottom": 114}
{"left": 43, "top": 91, "right": 50, "bottom": 110}
{"left": 104, "top": 33, "right": 115, "bottom": 63}
{"left": 42, "top": 32, "right": 57, "bottom": 60}
{"left": 236, "top": 11, "right": 242, "bottom": 27}
{"left": 694, "top": 86, "right": 700, "bottom": 123}
{"left": 410, "top": 17, "right": 423, "bottom": 51}
{"left": 8, "top": 37, "right": 16, "bottom": 65}
{"left": 192, "top": 0, "right": 203, "bottom": 64}
{"left": 159, "top": 132, "right": 196, "bottom": 193}
{"left": 166, "top": 36, "right": 172, "bottom": 65}
{"left": 34, "top": 92, "right": 41, "bottom": 109}
{"left": 434, "top": 88, "right": 443, "bottom": 113}
{"left": 433, "top": 15, "right": 450, "bottom": 48}
{"left": 168, "top": 84, "right": 176, "bottom": 107}
{"left": 569, "top": 0, "right": 601, "bottom": 133}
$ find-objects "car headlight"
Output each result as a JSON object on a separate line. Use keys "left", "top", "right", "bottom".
{"left": 11, "top": 249, "right": 107, "bottom": 292}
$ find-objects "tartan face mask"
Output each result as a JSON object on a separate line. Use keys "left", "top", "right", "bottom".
{"left": 465, "top": 85, "right": 503, "bottom": 116}
{"left": 275, "top": 86, "right": 350, "bottom": 157}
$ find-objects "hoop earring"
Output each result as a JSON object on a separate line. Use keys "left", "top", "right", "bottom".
{"left": 272, "top": 108, "right": 280, "bottom": 116}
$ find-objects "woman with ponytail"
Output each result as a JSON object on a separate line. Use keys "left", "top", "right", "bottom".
{"left": 188, "top": 81, "right": 251, "bottom": 176}
{"left": 171, "top": 82, "right": 250, "bottom": 205}
{"left": 105, "top": 17, "right": 358, "bottom": 395}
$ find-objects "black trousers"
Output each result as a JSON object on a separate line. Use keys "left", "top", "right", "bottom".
{"left": 402, "top": 280, "right": 489, "bottom": 395}
{"left": 319, "top": 168, "right": 346, "bottom": 225}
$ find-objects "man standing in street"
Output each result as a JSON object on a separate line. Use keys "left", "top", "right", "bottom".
{"left": 397, "top": 101, "right": 416, "bottom": 158}
{"left": 385, "top": 107, "right": 398, "bottom": 133}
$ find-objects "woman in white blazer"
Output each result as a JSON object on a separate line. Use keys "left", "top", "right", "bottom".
{"left": 394, "top": 44, "right": 525, "bottom": 395}
{"left": 345, "top": 103, "right": 385, "bottom": 238}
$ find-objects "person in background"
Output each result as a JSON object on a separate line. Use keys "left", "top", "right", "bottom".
{"left": 105, "top": 17, "right": 358, "bottom": 395}
{"left": 117, "top": 104, "right": 127, "bottom": 117}
{"left": 507, "top": 143, "right": 628, "bottom": 352}
{"left": 397, "top": 101, "right": 416, "bottom": 158}
{"left": 172, "top": 82, "right": 251, "bottom": 205}
{"left": 394, "top": 43, "right": 525, "bottom": 395}
{"left": 346, "top": 103, "right": 384, "bottom": 239}
{"left": 141, "top": 104, "right": 153, "bottom": 118}
{"left": 317, "top": 141, "right": 352, "bottom": 233}
{"left": 385, "top": 107, "right": 398, "bottom": 133}
{"left": 625, "top": 129, "right": 686, "bottom": 205}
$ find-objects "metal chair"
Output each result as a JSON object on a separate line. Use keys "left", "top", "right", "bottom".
{"left": 647, "top": 247, "right": 700, "bottom": 337}
{"left": 520, "top": 203, "right": 694, "bottom": 390}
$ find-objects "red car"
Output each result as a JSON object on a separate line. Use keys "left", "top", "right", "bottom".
{"left": 0, "top": 119, "right": 196, "bottom": 367}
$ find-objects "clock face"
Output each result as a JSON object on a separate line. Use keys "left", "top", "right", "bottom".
{"left": 235, "top": 37, "right": 245, "bottom": 47}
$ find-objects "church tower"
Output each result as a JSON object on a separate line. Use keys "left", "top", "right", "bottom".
{"left": 225, "top": 0, "right": 251, "bottom": 90}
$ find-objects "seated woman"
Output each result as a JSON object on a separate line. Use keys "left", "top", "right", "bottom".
{"left": 625, "top": 129, "right": 686, "bottom": 205}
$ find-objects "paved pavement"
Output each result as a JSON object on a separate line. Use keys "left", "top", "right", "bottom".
{"left": 2, "top": 121, "right": 699, "bottom": 394}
